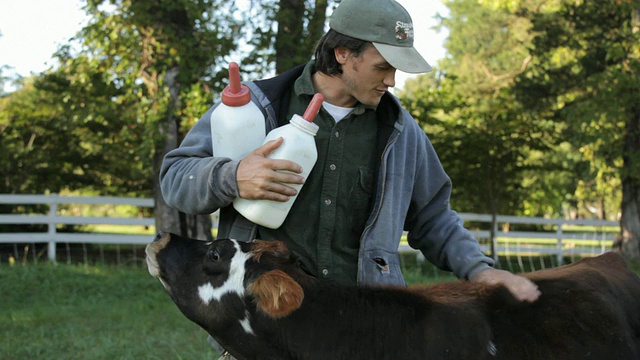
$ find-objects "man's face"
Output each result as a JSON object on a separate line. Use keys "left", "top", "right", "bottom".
{"left": 337, "top": 45, "right": 396, "bottom": 107}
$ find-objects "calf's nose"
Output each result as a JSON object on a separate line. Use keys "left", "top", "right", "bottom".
{"left": 146, "top": 232, "right": 171, "bottom": 278}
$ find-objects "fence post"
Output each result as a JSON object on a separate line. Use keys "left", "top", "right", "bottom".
{"left": 47, "top": 194, "right": 58, "bottom": 262}
{"left": 490, "top": 213, "right": 499, "bottom": 263}
{"left": 556, "top": 222, "right": 563, "bottom": 265}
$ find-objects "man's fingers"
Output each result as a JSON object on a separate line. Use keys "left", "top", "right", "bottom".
{"left": 238, "top": 180, "right": 299, "bottom": 201}
{"left": 236, "top": 139, "right": 307, "bottom": 201}
{"left": 254, "top": 137, "right": 284, "bottom": 157}
{"left": 506, "top": 276, "right": 540, "bottom": 302}
{"left": 248, "top": 139, "right": 303, "bottom": 174}
{"left": 246, "top": 178, "right": 299, "bottom": 196}
{"left": 470, "top": 268, "right": 541, "bottom": 303}
{"left": 236, "top": 160, "right": 304, "bottom": 201}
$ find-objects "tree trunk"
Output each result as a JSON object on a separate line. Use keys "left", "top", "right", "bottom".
{"left": 618, "top": 100, "right": 640, "bottom": 260}
{"left": 307, "top": 0, "right": 329, "bottom": 51}
{"left": 275, "top": 0, "right": 306, "bottom": 74}
{"left": 274, "top": 0, "right": 329, "bottom": 74}
{"left": 486, "top": 164, "right": 499, "bottom": 264}
{"left": 617, "top": 7, "right": 640, "bottom": 261}
{"left": 153, "top": 67, "right": 213, "bottom": 241}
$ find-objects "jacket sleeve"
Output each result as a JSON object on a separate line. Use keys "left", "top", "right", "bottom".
{"left": 404, "top": 126, "right": 494, "bottom": 279}
{"left": 159, "top": 105, "right": 240, "bottom": 215}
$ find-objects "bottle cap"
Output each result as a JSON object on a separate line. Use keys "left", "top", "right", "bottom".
{"left": 302, "top": 93, "right": 325, "bottom": 122}
{"left": 221, "top": 62, "right": 251, "bottom": 107}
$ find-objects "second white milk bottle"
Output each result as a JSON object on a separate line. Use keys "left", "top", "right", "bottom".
{"left": 233, "top": 93, "right": 324, "bottom": 229}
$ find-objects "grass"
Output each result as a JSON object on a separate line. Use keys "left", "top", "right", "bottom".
{"left": 1, "top": 263, "right": 217, "bottom": 360}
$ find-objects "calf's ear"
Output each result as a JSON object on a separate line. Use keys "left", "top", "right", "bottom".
{"left": 248, "top": 269, "right": 304, "bottom": 318}
{"left": 251, "top": 240, "right": 290, "bottom": 262}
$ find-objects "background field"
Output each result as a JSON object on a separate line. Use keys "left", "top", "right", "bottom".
{"left": 1, "top": 263, "right": 217, "bottom": 360}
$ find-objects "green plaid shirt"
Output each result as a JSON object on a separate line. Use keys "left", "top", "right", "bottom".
{"left": 258, "top": 62, "right": 378, "bottom": 283}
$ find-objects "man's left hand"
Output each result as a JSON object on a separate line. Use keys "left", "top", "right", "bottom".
{"left": 470, "top": 268, "right": 541, "bottom": 302}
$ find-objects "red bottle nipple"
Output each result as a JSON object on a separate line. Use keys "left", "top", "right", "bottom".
{"left": 302, "top": 93, "right": 325, "bottom": 122}
{"left": 221, "top": 62, "right": 251, "bottom": 107}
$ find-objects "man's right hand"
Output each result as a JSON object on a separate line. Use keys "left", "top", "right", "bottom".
{"left": 236, "top": 137, "right": 305, "bottom": 202}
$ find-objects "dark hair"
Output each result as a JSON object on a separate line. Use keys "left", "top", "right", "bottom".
{"left": 314, "top": 29, "right": 371, "bottom": 75}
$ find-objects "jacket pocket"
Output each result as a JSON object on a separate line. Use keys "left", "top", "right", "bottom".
{"left": 362, "top": 249, "right": 406, "bottom": 286}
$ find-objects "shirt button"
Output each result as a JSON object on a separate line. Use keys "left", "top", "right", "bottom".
{"left": 324, "top": 199, "right": 332, "bottom": 205}
{"left": 329, "top": 164, "right": 336, "bottom": 171}
{"left": 334, "top": 131, "right": 340, "bottom": 138}
{"left": 322, "top": 268, "right": 329, "bottom": 276}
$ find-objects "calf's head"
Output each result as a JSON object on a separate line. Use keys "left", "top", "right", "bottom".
{"left": 145, "top": 232, "right": 305, "bottom": 331}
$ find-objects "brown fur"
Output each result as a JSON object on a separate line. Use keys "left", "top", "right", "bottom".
{"left": 416, "top": 281, "right": 502, "bottom": 303}
{"left": 247, "top": 269, "right": 304, "bottom": 318}
{"left": 250, "top": 240, "right": 291, "bottom": 262}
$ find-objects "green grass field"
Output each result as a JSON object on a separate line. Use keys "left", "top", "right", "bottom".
{"left": 1, "top": 263, "right": 218, "bottom": 360}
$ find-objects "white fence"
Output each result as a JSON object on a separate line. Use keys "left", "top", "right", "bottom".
{"left": 0, "top": 194, "right": 619, "bottom": 265}
{"left": 437, "top": 213, "right": 617, "bottom": 266}
{"left": 0, "top": 194, "right": 156, "bottom": 262}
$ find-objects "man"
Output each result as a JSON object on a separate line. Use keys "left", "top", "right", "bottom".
{"left": 160, "top": 0, "right": 539, "bottom": 354}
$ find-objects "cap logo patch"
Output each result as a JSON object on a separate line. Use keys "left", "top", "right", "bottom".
{"left": 395, "top": 21, "right": 413, "bottom": 42}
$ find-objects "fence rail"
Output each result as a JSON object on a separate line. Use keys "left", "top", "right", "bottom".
{"left": 0, "top": 194, "right": 620, "bottom": 266}
{"left": 0, "top": 194, "right": 157, "bottom": 262}
{"left": 467, "top": 212, "right": 617, "bottom": 264}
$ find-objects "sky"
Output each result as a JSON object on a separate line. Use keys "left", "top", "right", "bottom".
{"left": 0, "top": 0, "right": 449, "bottom": 92}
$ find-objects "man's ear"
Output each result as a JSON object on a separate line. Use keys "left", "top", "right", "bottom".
{"left": 334, "top": 47, "right": 350, "bottom": 65}
{"left": 247, "top": 270, "right": 304, "bottom": 318}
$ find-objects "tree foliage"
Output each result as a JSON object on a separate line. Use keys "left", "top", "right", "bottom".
{"left": 241, "top": 0, "right": 335, "bottom": 75}
{"left": 511, "top": 0, "right": 640, "bottom": 256}
{"left": 0, "top": 62, "right": 150, "bottom": 196}
{"left": 400, "top": 0, "right": 567, "bottom": 217}
{"left": 401, "top": 0, "right": 640, "bottom": 258}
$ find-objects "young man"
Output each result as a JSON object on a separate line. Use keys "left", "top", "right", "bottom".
{"left": 161, "top": 0, "right": 539, "bottom": 311}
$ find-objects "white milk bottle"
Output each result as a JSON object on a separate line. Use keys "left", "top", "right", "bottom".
{"left": 210, "top": 62, "right": 265, "bottom": 160}
{"left": 233, "top": 93, "right": 324, "bottom": 229}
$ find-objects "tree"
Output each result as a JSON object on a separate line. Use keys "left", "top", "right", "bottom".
{"left": 274, "top": 0, "right": 330, "bottom": 73}
{"left": 56, "top": 0, "right": 245, "bottom": 240}
{"left": 0, "top": 62, "right": 151, "bottom": 197}
{"left": 400, "top": 0, "right": 566, "bottom": 218}
{"left": 239, "top": 0, "right": 334, "bottom": 76}
{"left": 620, "top": 6, "right": 640, "bottom": 260}
{"left": 509, "top": 0, "right": 640, "bottom": 258}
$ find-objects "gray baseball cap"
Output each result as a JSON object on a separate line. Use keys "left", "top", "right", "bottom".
{"left": 329, "top": 0, "right": 432, "bottom": 73}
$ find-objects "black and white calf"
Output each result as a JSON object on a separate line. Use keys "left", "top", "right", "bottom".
{"left": 146, "top": 232, "right": 640, "bottom": 360}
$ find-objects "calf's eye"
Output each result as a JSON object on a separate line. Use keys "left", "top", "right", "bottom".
{"left": 208, "top": 250, "right": 221, "bottom": 261}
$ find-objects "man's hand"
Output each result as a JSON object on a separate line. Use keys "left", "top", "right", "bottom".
{"left": 470, "top": 268, "right": 541, "bottom": 302}
{"left": 236, "top": 137, "right": 305, "bottom": 202}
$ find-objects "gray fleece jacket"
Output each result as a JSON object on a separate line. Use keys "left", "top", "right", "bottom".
{"left": 159, "top": 63, "right": 494, "bottom": 286}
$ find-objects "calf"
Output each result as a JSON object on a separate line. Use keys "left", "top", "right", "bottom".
{"left": 146, "top": 232, "right": 640, "bottom": 360}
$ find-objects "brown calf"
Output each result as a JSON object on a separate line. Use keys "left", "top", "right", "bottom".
{"left": 146, "top": 232, "right": 640, "bottom": 360}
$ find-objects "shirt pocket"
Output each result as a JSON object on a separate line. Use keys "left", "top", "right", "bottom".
{"left": 347, "top": 167, "right": 374, "bottom": 236}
